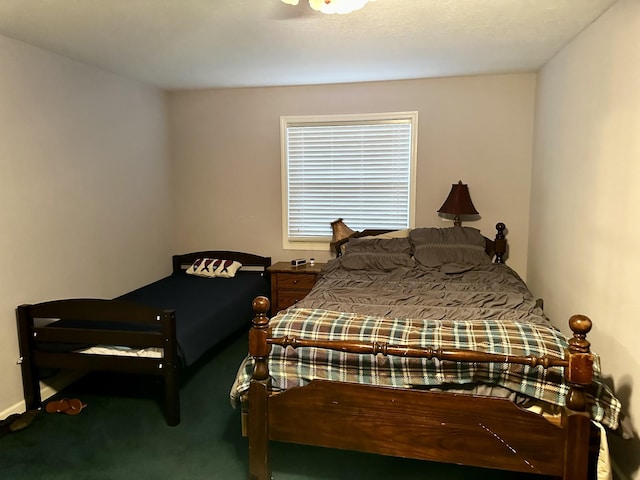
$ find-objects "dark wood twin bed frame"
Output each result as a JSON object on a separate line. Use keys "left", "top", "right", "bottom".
{"left": 16, "top": 250, "right": 271, "bottom": 427}
{"left": 17, "top": 298, "right": 182, "bottom": 423}
{"left": 244, "top": 224, "right": 600, "bottom": 480}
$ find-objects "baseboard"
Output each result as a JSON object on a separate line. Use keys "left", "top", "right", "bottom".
{"left": 1, "top": 370, "right": 85, "bottom": 419}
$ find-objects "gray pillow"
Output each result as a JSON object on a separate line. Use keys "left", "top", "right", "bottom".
{"left": 340, "top": 237, "right": 414, "bottom": 271}
{"left": 409, "top": 227, "right": 490, "bottom": 267}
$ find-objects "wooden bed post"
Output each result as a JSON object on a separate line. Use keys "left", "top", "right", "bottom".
{"left": 160, "top": 310, "right": 180, "bottom": 427}
{"left": 563, "top": 314, "right": 595, "bottom": 480}
{"left": 494, "top": 222, "right": 507, "bottom": 264}
{"left": 15, "top": 305, "right": 42, "bottom": 411}
{"left": 248, "top": 296, "right": 272, "bottom": 480}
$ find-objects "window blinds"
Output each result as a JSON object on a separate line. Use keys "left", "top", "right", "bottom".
{"left": 285, "top": 119, "right": 414, "bottom": 241}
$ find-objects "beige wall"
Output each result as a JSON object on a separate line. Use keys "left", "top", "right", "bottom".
{"left": 0, "top": 35, "right": 173, "bottom": 415}
{"left": 168, "top": 74, "right": 536, "bottom": 275}
{"left": 529, "top": 0, "right": 640, "bottom": 477}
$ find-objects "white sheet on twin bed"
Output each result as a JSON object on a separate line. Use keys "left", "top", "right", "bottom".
{"left": 76, "top": 345, "right": 163, "bottom": 358}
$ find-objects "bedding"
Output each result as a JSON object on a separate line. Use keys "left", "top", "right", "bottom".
{"left": 232, "top": 260, "right": 620, "bottom": 430}
{"left": 338, "top": 237, "right": 414, "bottom": 271}
{"left": 116, "top": 269, "right": 268, "bottom": 365}
{"left": 409, "top": 226, "right": 491, "bottom": 266}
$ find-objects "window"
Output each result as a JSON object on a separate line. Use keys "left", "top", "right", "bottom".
{"left": 281, "top": 111, "right": 418, "bottom": 250}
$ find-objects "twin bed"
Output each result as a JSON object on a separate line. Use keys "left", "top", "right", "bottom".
{"left": 232, "top": 224, "right": 621, "bottom": 480}
{"left": 16, "top": 250, "right": 271, "bottom": 426}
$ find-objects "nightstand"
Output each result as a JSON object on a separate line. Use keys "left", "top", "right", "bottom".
{"left": 268, "top": 261, "right": 326, "bottom": 313}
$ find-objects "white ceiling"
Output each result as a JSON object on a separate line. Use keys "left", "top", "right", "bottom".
{"left": 0, "top": 0, "right": 618, "bottom": 90}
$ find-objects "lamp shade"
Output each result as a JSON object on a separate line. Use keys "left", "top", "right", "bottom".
{"left": 330, "top": 218, "right": 356, "bottom": 244}
{"left": 437, "top": 181, "right": 479, "bottom": 226}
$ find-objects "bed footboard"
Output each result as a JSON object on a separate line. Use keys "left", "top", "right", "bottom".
{"left": 16, "top": 299, "right": 181, "bottom": 426}
{"left": 247, "top": 296, "right": 597, "bottom": 480}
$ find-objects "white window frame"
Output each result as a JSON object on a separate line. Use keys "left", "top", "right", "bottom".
{"left": 281, "top": 111, "right": 418, "bottom": 251}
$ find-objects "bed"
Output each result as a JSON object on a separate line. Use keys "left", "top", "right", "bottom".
{"left": 17, "top": 250, "right": 271, "bottom": 426}
{"left": 231, "top": 225, "right": 621, "bottom": 480}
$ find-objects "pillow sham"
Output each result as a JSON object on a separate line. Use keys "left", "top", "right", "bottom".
{"left": 359, "top": 228, "right": 410, "bottom": 239}
{"left": 186, "top": 258, "right": 217, "bottom": 277}
{"left": 186, "top": 258, "right": 242, "bottom": 278}
{"left": 212, "top": 259, "right": 242, "bottom": 278}
{"left": 339, "top": 237, "right": 414, "bottom": 271}
{"left": 336, "top": 228, "right": 411, "bottom": 255}
{"left": 409, "top": 227, "right": 490, "bottom": 267}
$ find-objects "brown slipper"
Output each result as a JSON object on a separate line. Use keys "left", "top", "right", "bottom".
{"left": 45, "top": 398, "right": 72, "bottom": 414}
{"left": 45, "top": 398, "right": 86, "bottom": 415}
{"left": 63, "top": 399, "right": 86, "bottom": 416}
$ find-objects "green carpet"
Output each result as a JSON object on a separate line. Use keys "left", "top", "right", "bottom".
{"left": 1, "top": 332, "right": 548, "bottom": 479}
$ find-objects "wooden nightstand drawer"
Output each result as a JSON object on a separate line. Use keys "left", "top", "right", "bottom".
{"left": 275, "top": 291, "right": 309, "bottom": 312}
{"left": 276, "top": 273, "right": 317, "bottom": 290}
{"left": 267, "top": 262, "right": 326, "bottom": 314}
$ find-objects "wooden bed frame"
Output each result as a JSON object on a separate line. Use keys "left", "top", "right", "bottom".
{"left": 244, "top": 225, "right": 599, "bottom": 480}
{"left": 16, "top": 250, "right": 271, "bottom": 427}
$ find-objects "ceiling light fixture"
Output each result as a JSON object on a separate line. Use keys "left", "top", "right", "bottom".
{"left": 281, "top": 0, "right": 374, "bottom": 15}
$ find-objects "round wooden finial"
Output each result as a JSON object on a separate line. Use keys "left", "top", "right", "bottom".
{"left": 569, "top": 314, "right": 592, "bottom": 336}
{"left": 252, "top": 296, "right": 270, "bottom": 315}
{"left": 496, "top": 222, "right": 506, "bottom": 234}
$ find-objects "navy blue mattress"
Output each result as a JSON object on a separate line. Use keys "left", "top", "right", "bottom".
{"left": 116, "top": 270, "right": 269, "bottom": 366}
